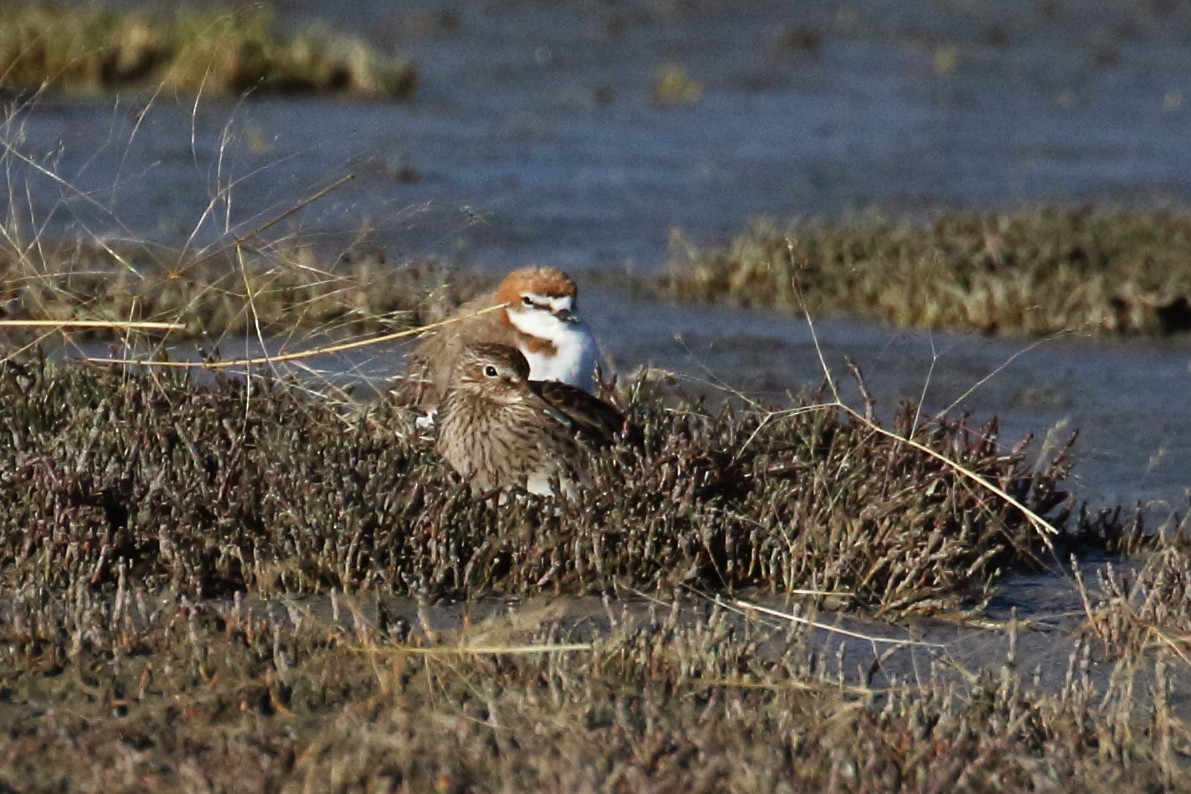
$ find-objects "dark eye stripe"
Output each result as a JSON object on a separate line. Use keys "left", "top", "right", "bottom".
{"left": 522, "top": 294, "right": 572, "bottom": 313}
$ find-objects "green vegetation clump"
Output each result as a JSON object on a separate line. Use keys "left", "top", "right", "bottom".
{"left": 0, "top": 4, "right": 418, "bottom": 97}
{"left": 665, "top": 207, "right": 1191, "bottom": 335}
{"left": 10, "top": 206, "right": 1191, "bottom": 344}
{"left": 653, "top": 64, "right": 702, "bottom": 105}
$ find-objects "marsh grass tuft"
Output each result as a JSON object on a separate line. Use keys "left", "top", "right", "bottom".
{"left": 0, "top": 353, "right": 1121, "bottom": 611}
{"left": 653, "top": 64, "right": 702, "bottom": 105}
{"left": 13, "top": 205, "right": 1191, "bottom": 346}
{"left": 1075, "top": 515, "right": 1191, "bottom": 663}
{"left": 0, "top": 4, "right": 418, "bottom": 98}
{"left": 0, "top": 238, "right": 485, "bottom": 343}
{"left": 664, "top": 207, "right": 1191, "bottom": 335}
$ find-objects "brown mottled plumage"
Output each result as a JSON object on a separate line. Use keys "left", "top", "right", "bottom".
{"left": 436, "top": 343, "right": 630, "bottom": 496}
{"left": 397, "top": 266, "right": 601, "bottom": 406}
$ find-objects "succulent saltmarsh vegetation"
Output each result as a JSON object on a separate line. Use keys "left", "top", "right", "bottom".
{"left": 3, "top": 216, "right": 1190, "bottom": 787}
{"left": 0, "top": 556, "right": 1187, "bottom": 790}
{"left": 664, "top": 207, "right": 1191, "bottom": 336}
{"left": 0, "top": 348, "right": 1185, "bottom": 788}
{"left": 0, "top": 353, "right": 1104, "bottom": 608}
{"left": 0, "top": 4, "right": 418, "bottom": 98}
{"left": 1075, "top": 525, "right": 1191, "bottom": 662}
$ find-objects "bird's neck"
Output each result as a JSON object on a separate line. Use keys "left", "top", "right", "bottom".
{"left": 507, "top": 315, "right": 598, "bottom": 391}
{"left": 448, "top": 389, "right": 525, "bottom": 427}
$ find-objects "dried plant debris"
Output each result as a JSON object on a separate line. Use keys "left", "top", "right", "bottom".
{"left": 0, "top": 4, "right": 418, "bottom": 98}
{"left": 664, "top": 207, "right": 1191, "bottom": 335}
{"left": 0, "top": 354, "right": 1127, "bottom": 611}
{"left": 0, "top": 588, "right": 1187, "bottom": 791}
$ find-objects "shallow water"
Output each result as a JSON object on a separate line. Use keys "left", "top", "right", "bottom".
{"left": 18, "top": 0, "right": 1191, "bottom": 265}
{"left": 229, "top": 573, "right": 1155, "bottom": 702}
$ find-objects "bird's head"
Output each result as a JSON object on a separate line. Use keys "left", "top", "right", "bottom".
{"left": 496, "top": 266, "right": 584, "bottom": 339}
{"left": 453, "top": 343, "right": 533, "bottom": 405}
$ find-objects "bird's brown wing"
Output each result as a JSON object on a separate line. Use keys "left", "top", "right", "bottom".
{"left": 392, "top": 294, "right": 513, "bottom": 406}
{"left": 530, "top": 380, "right": 637, "bottom": 447}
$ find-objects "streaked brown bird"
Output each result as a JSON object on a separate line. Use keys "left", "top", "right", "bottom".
{"left": 398, "top": 266, "right": 603, "bottom": 407}
{"left": 435, "top": 343, "right": 631, "bottom": 497}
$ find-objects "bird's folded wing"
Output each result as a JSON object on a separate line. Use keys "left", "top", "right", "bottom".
{"left": 532, "top": 380, "right": 636, "bottom": 446}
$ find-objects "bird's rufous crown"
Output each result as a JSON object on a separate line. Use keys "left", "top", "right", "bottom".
{"left": 493, "top": 266, "right": 578, "bottom": 307}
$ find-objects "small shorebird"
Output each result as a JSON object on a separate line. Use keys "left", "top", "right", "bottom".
{"left": 398, "top": 266, "right": 602, "bottom": 407}
{"left": 436, "top": 343, "right": 631, "bottom": 497}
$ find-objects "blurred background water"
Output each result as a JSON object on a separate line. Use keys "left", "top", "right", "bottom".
{"left": 20, "top": 0, "right": 1191, "bottom": 265}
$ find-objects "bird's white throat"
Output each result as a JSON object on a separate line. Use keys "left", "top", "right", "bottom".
{"left": 507, "top": 306, "right": 600, "bottom": 392}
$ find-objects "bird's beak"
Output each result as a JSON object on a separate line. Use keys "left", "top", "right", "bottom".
{"left": 554, "top": 308, "right": 579, "bottom": 324}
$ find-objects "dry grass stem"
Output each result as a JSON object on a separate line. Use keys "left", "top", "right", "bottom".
{"left": 1, "top": 319, "right": 184, "bottom": 330}
{"left": 81, "top": 304, "right": 505, "bottom": 370}
{"left": 358, "top": 642, "right": 594, "bottom": 656}
{"left": 733, "top": 599, "right": 947, "bottom": 647}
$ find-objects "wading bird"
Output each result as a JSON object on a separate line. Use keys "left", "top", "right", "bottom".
{"left": 436, "top": 343, "right": 631, "bottom": 497}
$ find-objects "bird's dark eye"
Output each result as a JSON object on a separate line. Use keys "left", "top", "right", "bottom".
{"left": 484, "top": 365, "right": 499, "bottom": 377}
{"left": 521, "top": 296, "right": 534, "bottom": 306}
